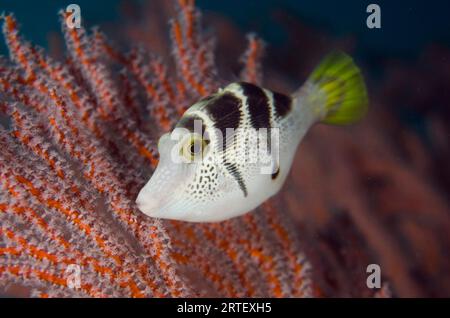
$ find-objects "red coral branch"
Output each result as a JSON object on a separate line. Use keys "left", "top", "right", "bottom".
{"left": 0, "top": 1, "right": 312, "bottom": 298}
{"left": 240, "top": 34, "right": 265, "bottom": 86}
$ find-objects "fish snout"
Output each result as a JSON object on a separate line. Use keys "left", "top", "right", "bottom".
{"left": 135, "top": 190, "right": 163, "bottom": 217}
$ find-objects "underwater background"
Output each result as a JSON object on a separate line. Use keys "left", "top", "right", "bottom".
{"left": 0, "top": 0, "right": 449, "bottom": 297}
{"left": 2, "top": 0, "right": 450, "bottom": 138}
{"left": 3, "top": 1, "right": 450, "bottom": 57}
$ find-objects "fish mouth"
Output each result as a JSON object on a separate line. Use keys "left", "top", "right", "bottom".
{"left": 136, "top": 180, "right": 200, "bottom": 221}
{"left": 135, "top": 183, "right": 175, "bottom": 218}
{"left": 135, "top": 140, "right": 196, "bottom": 220}
{"left": 135, "top": 164, "right": 191, "bottom": 219}
{"left": 135, "top": 190, "right": 159, "bottom": 216}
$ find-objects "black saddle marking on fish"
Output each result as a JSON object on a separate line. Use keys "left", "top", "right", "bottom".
{"left": 176, "top": 114, "right": 206, "bottom": 133}
{"left": 239, "top": 82, "right": 271, "bottom": 130}
{"left": 239, "top": 82, "right": 274, "bottom": 154}
{"left": 224, "top": 161, "right": 248, "bottom": 197}
{"left": 207, "top": 92, "right": 242, "bottom": 151}
{"left": 206, "top": 91, "right": 247, "bottom": 196}
{"left": 273, "top": 91, "right": 292, "bottom": 118}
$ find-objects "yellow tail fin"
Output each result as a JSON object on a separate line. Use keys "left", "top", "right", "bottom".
{"left": 307, "top": 51, "right": 368, "bottom": 125}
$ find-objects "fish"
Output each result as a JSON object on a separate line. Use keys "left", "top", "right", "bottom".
{"left": 136, "top": 52, "right": 368, "bottom": 222}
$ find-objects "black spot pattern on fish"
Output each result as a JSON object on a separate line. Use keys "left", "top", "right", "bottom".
{"left": 273, "top": 91, "right": 292, "bottom": 118}
{"left": 239, "top": 82, "right": 271, "bottom": 130}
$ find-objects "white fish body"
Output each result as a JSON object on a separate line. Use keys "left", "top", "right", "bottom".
{"left": 136, "top": 52, "right": 368, "bottom": 222}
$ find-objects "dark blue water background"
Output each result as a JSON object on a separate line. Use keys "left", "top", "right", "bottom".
{"left": 1, "top": 0, "right": 449, "bottom": 60}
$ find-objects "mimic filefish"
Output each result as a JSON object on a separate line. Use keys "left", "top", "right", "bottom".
{"left": 136, "top": 52, "right": 368, "bottom": 222}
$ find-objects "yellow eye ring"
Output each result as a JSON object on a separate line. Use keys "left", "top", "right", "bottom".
{"left": 180, "top": 134, "right": 209, "bottom": 162}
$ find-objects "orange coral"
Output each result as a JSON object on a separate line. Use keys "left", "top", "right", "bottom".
{"left": 0, "top": 1, "right": 311, "bottom": 297}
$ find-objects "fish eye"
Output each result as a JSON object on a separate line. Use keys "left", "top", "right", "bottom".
{"left": 189, "top": 140, "right": 201, "bottom": 155}
{"left": 180, "top": 134, "right": 209, "bottom": 162}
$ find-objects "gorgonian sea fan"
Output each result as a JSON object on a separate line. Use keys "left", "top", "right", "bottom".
{"left": 0, "top": 0, "right": 313, "bottom": 297}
